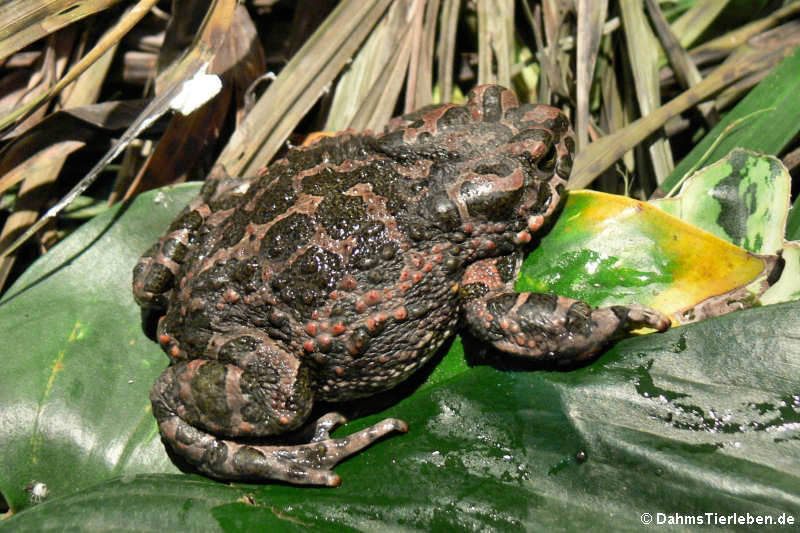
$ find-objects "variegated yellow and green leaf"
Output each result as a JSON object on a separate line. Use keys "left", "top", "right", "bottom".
{"left": 519, "top": 190, "right": 775, "bottom": 324}
{"left": 652, "top": 148, "right": 799, "bottom": 304}
{"left": 652, "top": 148, "right": 789, "bottom": 255}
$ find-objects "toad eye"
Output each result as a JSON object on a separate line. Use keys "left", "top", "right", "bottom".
{"left": 474, "top": 159, "right": 515, "bottom": 177}
{"left": 508, "top": 128, "right": 558, "bottom": 173}
{"left": 538, "top": 143, "right": 557, "bottom": 172}
{"left": 439, "top": 106, "right": 472, "bottom": 128}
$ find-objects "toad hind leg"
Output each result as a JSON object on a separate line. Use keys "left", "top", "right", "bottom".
{"left": 150, "top": 360, "right": 407, "bottom": 485}
{"left": 461, "top": 257, "right": 669, "bottom": 364}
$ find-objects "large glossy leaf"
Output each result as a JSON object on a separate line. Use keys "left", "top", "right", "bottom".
{"left": 0, "top": 186, "right": 198, "bottom": 513}
{"left": 2, "top": 185, "right": 799, "bottom": 531}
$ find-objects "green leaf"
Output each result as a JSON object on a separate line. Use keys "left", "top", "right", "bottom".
{"left": 2, "top": 185, "right": 799, "bottom": 531}
{"left": 660, "top": 45, "right": 800, "bottom": 195}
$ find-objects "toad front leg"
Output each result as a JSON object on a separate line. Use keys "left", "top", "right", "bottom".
{"left": 461, "top": 256, "right": 670, "bottom": 364}
{"left": 132, "top": 171, "right": 252, "bottom": 309}
{"left": 150, "top": 332, "right": 407, "bottom": 486}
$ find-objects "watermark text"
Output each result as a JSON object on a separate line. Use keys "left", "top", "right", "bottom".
{"left": 640, "top": 512, "right": 795, "bottom": 526}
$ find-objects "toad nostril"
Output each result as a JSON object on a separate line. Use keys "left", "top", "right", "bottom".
{"left": 509, "top": 128, "right": 553, "bottom": 146}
